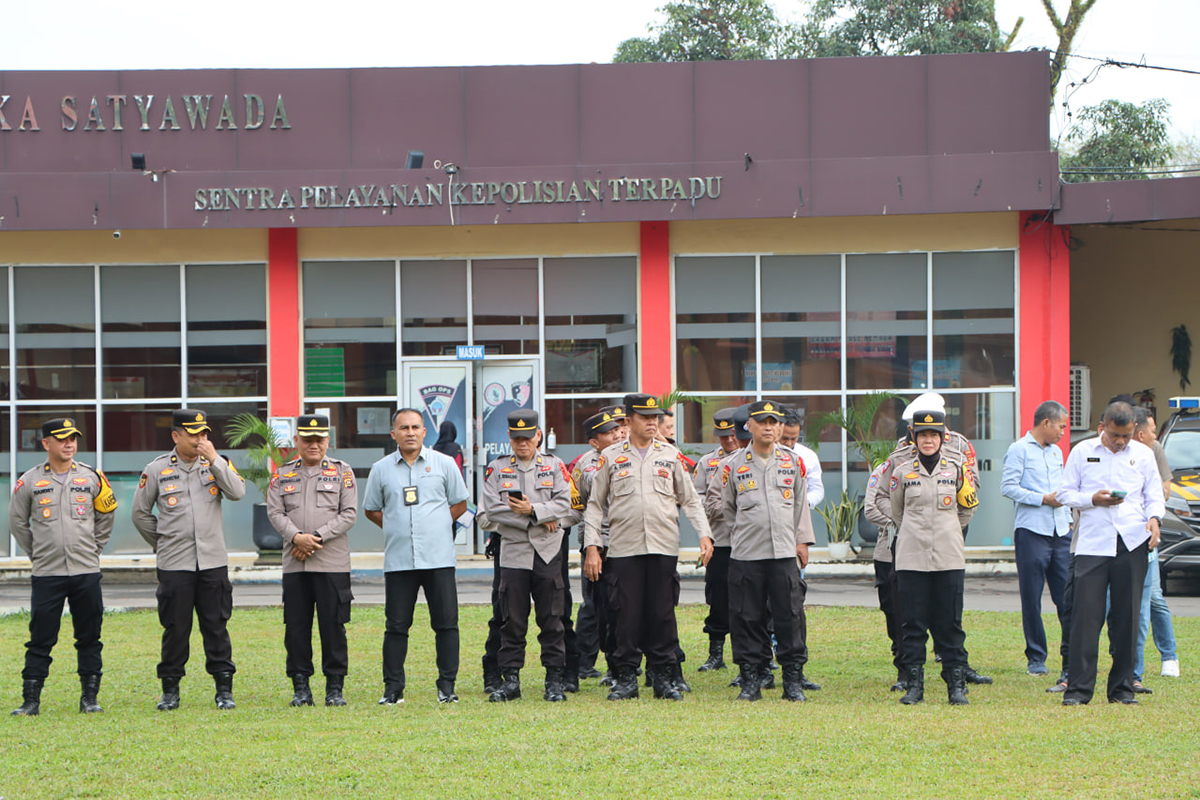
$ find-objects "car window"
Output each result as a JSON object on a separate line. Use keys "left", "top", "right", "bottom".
{"left": 1162, "top": 428, "right": 1200, "bottom": 471}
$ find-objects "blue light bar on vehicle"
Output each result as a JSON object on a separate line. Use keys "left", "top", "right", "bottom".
{"left": 1168, "top": 397, "right": 1200, "bottom": 409}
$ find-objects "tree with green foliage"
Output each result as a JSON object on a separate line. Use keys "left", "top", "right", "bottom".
{"left": 1060, "top": 99, "right": 1174, "bottom": 182}
{"left": 613, "top": 0, "right": 805, "bottom": 62}
{"left": 803, "top": 0, "right": 1017, "bottom": 57}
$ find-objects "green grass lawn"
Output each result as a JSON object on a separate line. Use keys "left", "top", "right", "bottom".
{"left": 2, "top": 602, "right": 1197, "bottom": 799}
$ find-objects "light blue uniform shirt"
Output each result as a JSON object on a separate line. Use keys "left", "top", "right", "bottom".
{"left": 363, "top": 447, "right": 469, "bottom": 572}
{"left": 1001, "top": 432, "right": 1071, "bottom": 536}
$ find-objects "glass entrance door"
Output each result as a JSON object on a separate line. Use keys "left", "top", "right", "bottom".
{"left": 403, "top": 358, "right": 540, "bottom": 553}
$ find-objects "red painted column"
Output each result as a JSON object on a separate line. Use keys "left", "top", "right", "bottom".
{"left": 1018, "top": 212, "right": 1071, "bottom": 450}
{"left": 639, "top": 221, "right": 673, "bottom": 395}
{"left": 267, "top": 228, "right": 301, "bottom": 417}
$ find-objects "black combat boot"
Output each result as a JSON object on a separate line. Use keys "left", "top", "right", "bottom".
{"left": 672, "top": 662, "right": 692, "bottom": 693}
{"left": 964, "top": 665, "right": 993, "bottom": 685}
{"left": 156, "top": 677, "right": 181, "bottom": 711}
{"left": 563, "top": 654, "right": 580, "bottom": 693}
{"left": 482, "top": 657, "right": 503, "bottom": 695}
{"left": 947, "top": 666, "right": 970, "bottom": 706}
{"left": 736, "top": 664, "right": 761, "bottom": 702}
{"left": 650, "top": 664, "right": 683, "bottom": 701}
{"left": 325, "top": 676, "right": 347, "bottom": 707}
{"left": 698, "top": 638, "right": 726, "bottom": 672}
{"left": 12, "top": 678, "right": 43, "bottom": 716}
{"left": 606, "top": 666, "right": 639, "bottom": 701}
{"left": 781, "top": 665, "right": 807, "bottom": 702}
{"left": 899, "top": 666, "right": 924, "bottom": 705}
{"left": 890, "top": 668, "right": 907, "bottom": 692}
{"left": 79, "top": 674, "right": 103, "bottom": 713}
{"left": 543, "top": 667, "right": 567, "bottom": 702}
{"left": 488, "top": 670, "right": 521, "bottom": 702}
{"left": 578, "top": 661, "right": 603, "bottom": 680}
{"left": 290, "top": 674, "right": 314, "bottom": 707}
{"left": 214, "top": 672, "right": 236, "bottom": 710}
{"left": 758, "top": 664, "right": 776, "bottom": 690}
{"left": 798, "top": 668, "right": 821, "bottom": 691}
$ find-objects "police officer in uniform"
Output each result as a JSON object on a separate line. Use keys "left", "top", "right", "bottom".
{"left": 693, "top": 407, "right": 740, "bottom": 673}
{"left": 570, "top": 410, "right": 625, "bottom": 684}
{"left": 9, "top": 418, "right": 117, "bottom": 716}
{"left": 881, "top": 410, "right": 978, "bottom": 705}
{"left": 266, "top": 415, "right": 358, "bottom": 707}
{"left": 480, "top": 410, "right": 575, "bottom": 702}
{"left": 132, "top": 409, "right": 246, "bottom": 711}
{"left": 864, "top": 449, "right": 908, "bottom": 691}
{"left": 719, "top": 401, "right": 816, "bottom": 701}
{"left": 582, "top": 393, "right": 713, "bottom": 701}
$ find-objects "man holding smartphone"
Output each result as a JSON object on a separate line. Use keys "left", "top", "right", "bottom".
{"left": 1056, "top": 401, "right": 1165, "bottom": 706}
{"left": 479, "top": 410, "right": 574, "bottom": 702}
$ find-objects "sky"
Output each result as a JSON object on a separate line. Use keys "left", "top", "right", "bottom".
{"left": 5, "top": 0, "right": 1198, "bottom": 144}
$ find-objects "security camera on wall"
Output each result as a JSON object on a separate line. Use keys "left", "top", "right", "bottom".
{"left": 112, "top": 231, "right": 121, "bottom": 240}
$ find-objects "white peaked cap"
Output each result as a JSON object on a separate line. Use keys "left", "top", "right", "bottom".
{"left": 902, "top": 392, "right": 946, "bottom": 422}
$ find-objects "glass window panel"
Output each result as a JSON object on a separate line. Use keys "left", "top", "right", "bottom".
{"left": 15, "top": 266, "right": 96, "bottom": 399}
{"left": 545, "top": 257, "right": 638, "bottom": 394}
{"left": 101, "top": 403, "right": 178, "bottom": 553}
{"left": 101, "top": 265, "right": 181, "bottom": 399}
{"left": 15, "top": 406, "right": 98, "bottom": 473}
{"left": 544, "top": 396, "right": 627, "bottom": 458}
{"left": 676, "top": 395, "right": 754, "bottom": 449}
{"left": 846, "top": 253, "right": 927, "bottom": 390}
{"left": 401, "top": 260, "right": 466, "bottom": 357}
{"left": 760, "top": 255, "right": 841, "bottom": 392}
{"left": 187, "top": 264, "right": 267, "bottom": 398}
{"left": 472, "top": 259, "right": 538, "bottom": 356}
{"left": 0, "top": 268, "right": 9, "bottom": 401}
{"left": 932, "top": 251, "right": 1016, "bottom": 388}
{"left": 0, "top": 407, "right": 8, "bottom": 556}
{"left": 939, "top": 391, "right": 1016, "bottom": 546}
{"left": 304, "top": 261, "right": 395, "bottom": 396}
{"left": 676, "top": 257, "right": 755, "bottom": 393}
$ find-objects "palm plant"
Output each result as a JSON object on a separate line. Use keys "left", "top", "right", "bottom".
{"left": 224, "top": 413, "right": 296, "bottom": 498}
{"left": 815, "top": 490, "right": 864, "bottom": 544}
{"left": 804, "top": 391, "right": 900, "bottom": 470}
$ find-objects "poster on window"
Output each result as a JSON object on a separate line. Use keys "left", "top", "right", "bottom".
{"left": 479, "top": 364, "right": 535, "bottom": 460}
{"left": 406, "top": 366, "right": 468, "bottom": 450}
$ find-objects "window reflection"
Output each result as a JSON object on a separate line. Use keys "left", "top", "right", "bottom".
{"left": 401, "top": 260, "right": 466, "bottom": 357}
{"left": 102, "top": 265, "right": 181, "bottom": 399}
{"left": 544, "top": 257, "right": 637, "bottom": 394}
{"left": 305, "top": 261, "right": 395, "bottom": 396}
{"left": 15, "top": 266, "right": 96, "bottom": 399}
{"left": 188, "top": 264, "right": 267, "bottom": 398}
{"left": 676, "top": 257, "right": 755, "bottom": 393}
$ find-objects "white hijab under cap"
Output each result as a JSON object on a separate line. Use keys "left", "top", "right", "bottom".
{"left": 902, "top": 392, "right": 946, "bottom": 422}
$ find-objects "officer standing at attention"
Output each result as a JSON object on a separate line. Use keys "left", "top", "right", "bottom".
{"left": 720, "top": 401, "right": 816, "bottom": 701}
{"left": 266, "top": 415, "right": 358, "bottom": 707}
{"left": 480, "top": 410, "right": 574, "bottom": 702}
{"left": 132, "top": 409, "right": 246, "bottom": 711}
{"left": 881, "top": 410, "right": 978, "bottom": 705}
{"left": 583, "top": 393, "right": 713, "bottom": 701}
{"left": 9, "top": 417, "right": 117, "bottom": 716}
{"left": 363, "top": 408, "right": 469, "bottom": 706}
{"left": 571, "top": 410, "right": 626, "bottom": 683}
{"left": 693, "top": 407, "right": 740, "bottom": 673}
{"left": 864, "top": 451, "right": 908, "bottom": 692}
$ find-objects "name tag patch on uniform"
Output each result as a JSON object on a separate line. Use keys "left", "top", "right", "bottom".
{"left": 1087, "top": 457, "right": 1100, "bottom": 463}
{"left": 404, "top": 486, "right": 419, "bottom": 506}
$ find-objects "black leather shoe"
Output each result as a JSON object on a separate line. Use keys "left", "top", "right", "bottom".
{"left": 489, "top": 670, "right": 522, "bottom": 702}
{"left": 578, "top": 666, "right": 603, "bottom": 680}
{"left": 290, "top": 675, "right": 314, "bottom": 707}
{"left": 1132, "top": 681, "right": 1153, "bottom": 695}
{"left": 736, "top": 664, "right": 761, "bottom": 702}
{"left": 378, "top": 687, "right": 404, "bottom": 705}
{"left": 964, "top": 666, "right": 993, "bottom": 685}
{"left": 325, "top": 677, "right": 347, "bottom": 707}
{"left": 1046, "top": 672, "right": 1069, "bottom": 694}
{"left": 1109, "top": 695, "right": 1138, "bottom": 705}
{"left": 12, "top": 678, "right": 43, "bottom": 717}
{"left": 213, "top": 672, "right": 236, "bottom": 710}
{"left": 799, "top": 669, "right": 821, "bottom": 692}
{"left": 438, "top": 689, "right": 459, "bottom": 705}
{"left": 1061, "top": 697, "right": 1084, "bottom": 706}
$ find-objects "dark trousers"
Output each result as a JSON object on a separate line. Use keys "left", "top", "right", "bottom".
{"left": 156, "top": 567, "right": 234, "bottom": 679}
{"left": 729, "top": 558, "right": 808, "bottom": 668}
{"left": 607, "top": 554, "right": 679, "bottom": 670}
{"left": 1060, "top": 555, "right": 1076, "bottom": 672}
{"left": 703, "top": 546, "right": 732, "bottom": 640}
{"left": 23, "top": 573, "right": 104, "bottom": 681}
{"left": 1014, "top": 528, "right": 1072, "bottom": 667}
{"left": 282, "top": 572, "right": 352, "bottom": 678}
{"left": 873, "top": 560, "right": 901, "bottom": 669}
{"left": 1065, "top": 538, "right": 1148, "bottom": 704}
{"left": 382, "top": 568, "right": 459, "bottom": 693}
{"left": 498, "top": 553, "right": 566, "bottom": 670}
{"left": 576, "top": 551, "right": 601, "bottom": 669}
{"left": 484, "top": 532, "right": 578, "bottom": 672}
{"left": 897, "top": 569, "right": 968, "bottom": 681}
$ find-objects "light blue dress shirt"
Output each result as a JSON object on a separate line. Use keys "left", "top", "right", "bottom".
{"left": 1001, "top": 432, "right": 1071, "bottom": 536}
{"left": 363, "top": 447, "right": 469, "bottom": 572}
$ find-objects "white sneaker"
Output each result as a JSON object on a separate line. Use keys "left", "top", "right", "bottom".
{"left": 1161, "top": 659, "right": 1180, "bottom": 678}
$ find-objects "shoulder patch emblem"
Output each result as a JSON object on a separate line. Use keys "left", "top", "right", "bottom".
{"left": 596, "top": 456, "right": 606, "bottom": 468}
{"left": 889, "top": 476, "right": 899, "bottom": 491}
{"left": 138, "top": 474, "right": 148, "bottom": 489}
{"left": 867, "top": 475, "right": 878, "bottom": 488}
{"left": 485, "top": 466, "right": 494, "bottom": 479}
{"left": 14, "top": 479, "right": 23, "bottom": 492}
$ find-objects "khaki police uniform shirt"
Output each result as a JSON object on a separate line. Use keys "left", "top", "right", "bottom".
{"left": 882, "top": 449, "right": 975, "bottom": 572}
{"left": 131, "top": 449, "right": 247, "bottom": 571}
{"left": 481, "top": 453, "right": 574, "bottom": 570}
{"left": 719, "top": 446, "right": 815, "bottom": 560}
{"left": 266, "top": 457, "right": 358, "bottom": 573}
{"left": 571, "top": 448, "right": 609, "bottom": 547}
{"left": 582, "top": 439, "right": 712, "bottom": 557}
{"left": 9, "top": 461, "right": 115, "bottom": 577}
{"left": 695, "top": 447, "right": 735, "bottom": 547}
{"left": 864, "top": 445, "right": 915, "bottom": 565}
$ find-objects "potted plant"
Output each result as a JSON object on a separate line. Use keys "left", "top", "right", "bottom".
{"left": 225, "top": 413, "right": 296, "bottom": 561}
{"left": 815, "top": 490, "right": 864, "bottom": 560}
{"left": 805, "top": 391, "right": 900, "bottom": 548}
